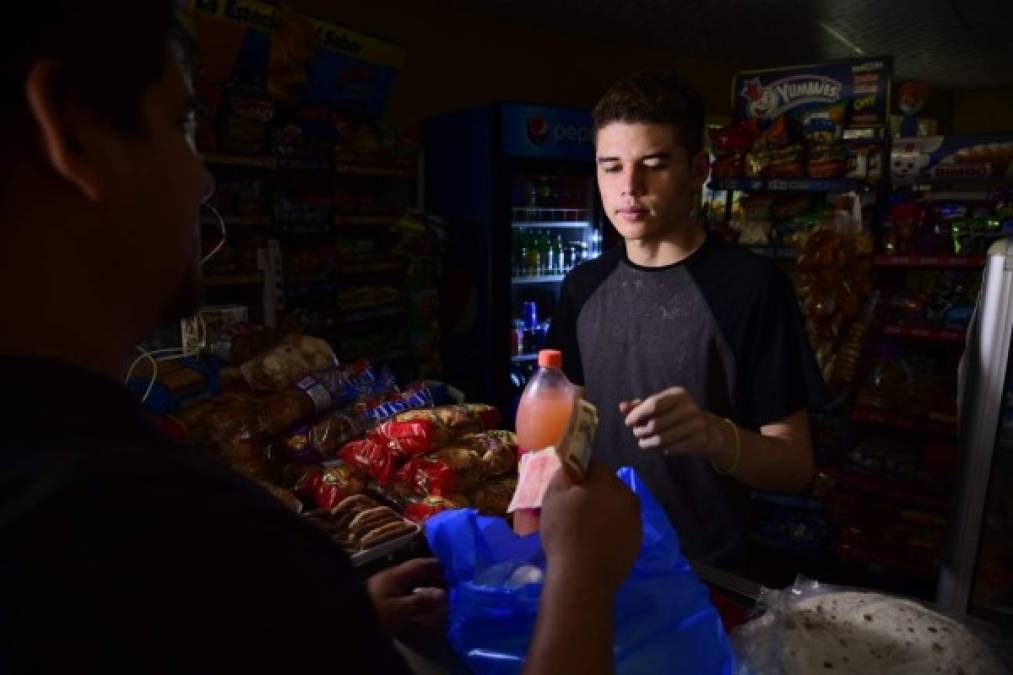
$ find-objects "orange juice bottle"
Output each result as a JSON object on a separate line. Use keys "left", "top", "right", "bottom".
{"left": 513, "top": 349, "right": 575, "bottom": 534}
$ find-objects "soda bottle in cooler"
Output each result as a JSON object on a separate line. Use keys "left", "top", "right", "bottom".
{"left": 513, "top": 349, "right": 576, "bottom": 535}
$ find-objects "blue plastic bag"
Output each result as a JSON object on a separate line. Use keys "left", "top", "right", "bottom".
{"left": 426, "top": 467, "right": 736, "bottom": 674}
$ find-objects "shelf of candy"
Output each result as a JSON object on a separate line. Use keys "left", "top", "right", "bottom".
{"left": 195, "top": 84, "right": 275, "bottom": 158}
{"left": 708, "top": 108, "right": 884, "bottom": 191}
{"left": 145, "top": 326, "right": 514, "bottom": 562}
{"left": 332, "top": 117, "right": 419, "bottom": 174}
{"left": 878, "top": 191, "right": 1013, "bottom": 261}
{"left": 877, "top": 266, "right": 979, "bottom": 340}
{"left": 272, "top": 106, "right": 338, "bottom": 171}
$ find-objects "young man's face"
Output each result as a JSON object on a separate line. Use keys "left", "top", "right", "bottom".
{"left": 96, "top": 47, "right": 213, "bottom": 325}
{"left": 595, "top": 122, "right": 707, "bottom": 244}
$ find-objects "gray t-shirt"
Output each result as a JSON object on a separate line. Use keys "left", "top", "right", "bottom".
{"left": 547, "top": 234, "right": 824, "bottom": 563}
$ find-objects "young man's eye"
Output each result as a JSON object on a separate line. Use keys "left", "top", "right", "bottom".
{"left": 643, "top": 159, "right": 667, "bottom": 170}
{"left": 601, "top": 164, "right": 621, "bottom": 174}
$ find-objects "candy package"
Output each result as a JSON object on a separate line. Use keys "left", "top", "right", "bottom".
{"left": 293, "top": 463, "right": 367, "bottom": 510}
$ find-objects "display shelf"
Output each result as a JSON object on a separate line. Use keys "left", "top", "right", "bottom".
{"left": 511, "top": 221, "right": 592, "bottom": 229}
{"left": 750, "top": 492, "right": 824, "bottom": 511}
{"left": 202, "top": 152, "right": 277, "bottom": 169}
{"left": 276, "top": 157, "right": 332, "bottom": 171}
{"left": 850, "top": 405, "right": 958, "bottom": 436}
{"left": 339, "top": 305, "right": 407, "bottom": 325}
{"left": 872, "top": 254, "right": 985, "bottom": 268}
{"left": 511, "top": 353, "right": 539, "bottom": 363}
{"left": 709, "top": 177, "right": 867, "bottom": 193}
{"left": 836, "top": 472, "right": 951, "bottom": 513}
{"left": 200, "top": 215, "right": 272, "bottom": 227}
{"left": 338, "top": 261, "right": 405, "bottom": 276}
{"left": 511, "top": 207, "right": 591, "bottom": 223}
{"left": 334, "top": 162, "right": 416, "bottom": 177}
{"left": 916, "top": 190, "right": 995, "bottom": 202}
{"left": 881, "top": 325, "right": 966, "bottom": 342}
{"left": 747, "top": 245, "right": 797, "bottom": 261}
{"left": 334, "top": 214, "right": 400, "bottom": 226}
{"left": 512, "top": 275, "right": 565, "bottom": 284}
{"left": 204, "top": 272, "right": 263, "bottom": 287}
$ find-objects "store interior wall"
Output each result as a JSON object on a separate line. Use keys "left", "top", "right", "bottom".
{"left": 952, "top": 87, "right": 1013, "bottom": 134}
{"left": 290, "top": 0, "right": 743, "bottom": 131}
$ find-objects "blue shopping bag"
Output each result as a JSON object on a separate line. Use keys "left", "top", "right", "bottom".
{"left": 426, "top": 467, "right": 736, "bottom": 674}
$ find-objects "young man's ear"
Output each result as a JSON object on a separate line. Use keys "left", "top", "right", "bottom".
{"left": 689, "top": 150, "right": 710, "bottom": 190}
{"left": 23, "top": 60, "right": 106, "bottom": 203}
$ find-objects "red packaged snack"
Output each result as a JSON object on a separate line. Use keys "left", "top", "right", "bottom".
{"left": 394, "top": 403, "right": 500, "bottom": 436}
{"left": 708, "top": 121, "right": 759, "bottom": 154}
{"left": 404, "top": 496, "right": 457, "bottom": 524}
{"left": 394, "top": 456, "right": 458, "bottom": 497}
{"left": 339, "top": 438, "right": 401, "bottom": 486}
{"left": 293, "top": 464, "right": 366, "bottom": 509}
{"left": 370, "top": 418, "right": 449, "bottom": 457}
{"left": 462, "top": 430, "right": 519, "bottom": 477}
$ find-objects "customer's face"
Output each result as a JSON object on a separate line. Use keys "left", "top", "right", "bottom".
{"left": 92, "top": 46, "right": 214, "bottom": 326}
{"left": 595, "top": 122, "right": 707, "bottom": 243}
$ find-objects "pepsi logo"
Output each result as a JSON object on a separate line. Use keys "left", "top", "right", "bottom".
{"left": 527, "top": 116, "right": 549, "bottom": 145}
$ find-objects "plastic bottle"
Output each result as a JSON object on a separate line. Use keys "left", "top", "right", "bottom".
{"left": 554, "top": 236, "right": 565, "bottom": 274}
{"left": 514, "top": 349, "right": 576, "bottom": 535}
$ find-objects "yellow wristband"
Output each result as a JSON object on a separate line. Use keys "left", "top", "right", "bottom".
{"left": 711, "top": 417, "right": 741, "bottom": 476}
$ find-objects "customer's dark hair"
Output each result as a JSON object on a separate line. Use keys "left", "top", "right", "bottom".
{"left": 593, "top": 70, "right": 706, "bottom": 158}
{"left": 1, "top": 1, "right": 196, "bottom": 178}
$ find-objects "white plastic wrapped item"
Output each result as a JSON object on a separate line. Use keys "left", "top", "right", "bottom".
{"left": 732, "top": 577, "right": 1009, "bottom": 675}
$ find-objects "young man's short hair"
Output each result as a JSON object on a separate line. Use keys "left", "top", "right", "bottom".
{"left": 1, "top": 1, "right": 195, "bottom": 192}
{"left": 592, "top": 71, "right": 706, "bottom": 158}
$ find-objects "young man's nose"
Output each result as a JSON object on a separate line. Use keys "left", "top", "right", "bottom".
{"left": 621, "top": 166, "right": 644, "bottom": 197}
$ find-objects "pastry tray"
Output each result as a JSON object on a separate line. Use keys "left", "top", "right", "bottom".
{"left": 350, "top": 521, "right": 423, "bottom": 567}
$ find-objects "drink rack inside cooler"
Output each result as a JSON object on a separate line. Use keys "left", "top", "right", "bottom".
{"left": 507, "top": 172, "right": 602, "bottom": 426}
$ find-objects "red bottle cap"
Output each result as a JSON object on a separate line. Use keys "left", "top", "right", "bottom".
{"left": 538, "top": 349, "right": 562, "bottom": 368}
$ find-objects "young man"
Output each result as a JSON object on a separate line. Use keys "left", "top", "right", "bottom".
{"left": 0, "top": 4, "right": 641, "bottom": 673}
{"left": 548, "top": 71, "right": 825, "bottom": 567}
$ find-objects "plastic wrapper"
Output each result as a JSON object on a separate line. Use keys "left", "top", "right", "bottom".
{"left": 395, "top": 403, "right": 500, "bottom": 436}
{"left": 463, "top": 430, "right": 518, "bottom": 477}
{"left": 279, "top": 385, "right": 433, "bottom": 462}
{"left": 800, "top": 104, "right": 846, "bottom": 147}
{"left": 239, "top": 334, "right": 336, "bottom": 392}
{"left": 709, "top": 120, "right": 759, "bottom": 155}
{"left": 339, "top": 437, "right": 401, "bottom": 486}
{"left": 807, "top": 145, "right": 848, "bottom": 178}
{"left": 293, "top": 463, "right": 366, "bottom": 510}
{"left": 373, "top": 418, "right": 452, "bottom": 457}
{"left": 470, "top": 475, "right": 516, "bottom": 516}
{"left": 425, "top": 467, "right": 735, "bottom": 674}
{"left": 731, "top": 577, "right": 1008, "bottom": 674}
{"left": 221, "top": 87, "right": 274, "bottom": 155}
{"left": 404, "top": 495, "right": 460, "bottom": 524}
{"left": 394, "top": 456, "right": 464, "bottom": 497}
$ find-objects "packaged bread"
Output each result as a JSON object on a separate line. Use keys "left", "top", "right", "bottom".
{"left": 240, "top": 334, "right": 336, "bottom": 392}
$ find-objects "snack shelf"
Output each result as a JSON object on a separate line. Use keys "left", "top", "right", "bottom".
{"left": 709, "top": 177, "right": 867, "bottom": 193}
{"left": 511, "top": 353, "right": 539, "bottom": 363}
{"left": 881, "top": 325, "right": 966, "bottom": 342}
{"left": 340, "top": 305, "right": 407, "bottom": 325}
{"left": 850, "top": 405, "right": 958, "bottom": 436}
{"left": 276, "top": 157, "right": 332, "bottom": 171}
{"left": 204, "top": 272, "right": 264, "bottom": 287}
{"left": 334, "top": 162, "right": 416, "bottom": 177}
{"left": 915, "top": 190, "right": 995, "bottom": 202}
{"left": 511, "top": 221, "right": 592, "bottom": 229}
{"left": 200, "top": 215, "right": 272, "bottom": 227}
{"left": 512, "top": 275, "right": 565, "bottom": 284}
{"left": 872, "top": 254, "right": 985, "bottom": 268}
{"left": 334, "top": 214, "right": 401, "bottom": 226}
{"left": 202, "top": 152, "right": 277, "bottom": 169}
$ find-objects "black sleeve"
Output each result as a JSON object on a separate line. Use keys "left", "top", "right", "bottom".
{"left": 742, "top": 267, "right": 827, "bottom": 427}
{"left": 9, "top": 477, "right": 412, "bottom": 675}
{"left": 546, "top": 274, "right": 585, "bottom": 386}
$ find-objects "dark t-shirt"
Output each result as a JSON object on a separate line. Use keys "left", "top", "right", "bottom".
{"left": 0, "top": 358, "right": 410, "bottom": 674}
{"left": 547, "top": 234, "right": 825, "bottom": 562}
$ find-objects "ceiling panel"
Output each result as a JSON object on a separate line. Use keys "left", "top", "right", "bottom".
{"left": 469, "top": 0, "right": 1013, "bottom": 89}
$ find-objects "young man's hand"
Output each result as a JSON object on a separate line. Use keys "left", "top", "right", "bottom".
{"left": 620, "top": 387, "right": 718, "bottom": 457}
{"left": 366, "top": 557, "right": 447, "bottom": 637}
{"left": 540, "top": 461, "right": 641, "bottom": 591}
